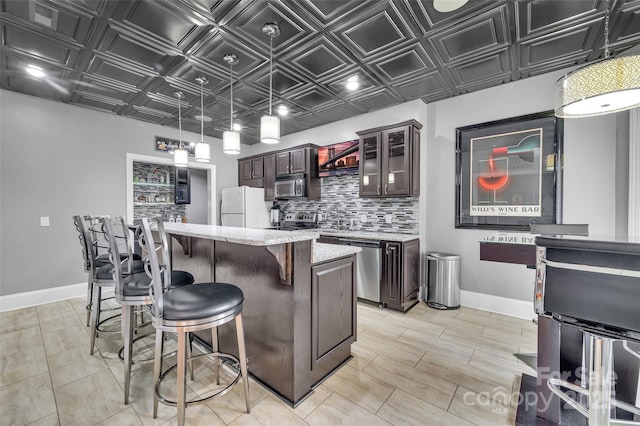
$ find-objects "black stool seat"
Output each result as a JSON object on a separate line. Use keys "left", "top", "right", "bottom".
{"left": 120, "top": 271, "right": 195, "bottom": 298}
{"left": 161, "top": 283, "right": 243, "bottom": 322}
{"left": 96, "top": 252, "right": 141, "bottom": 267}
{"left": 95, "top": 259, "right": 145, "bottom": 280}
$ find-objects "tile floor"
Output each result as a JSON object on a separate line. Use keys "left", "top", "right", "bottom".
{"left": 0, "top": 296, "right": 537, "bottom": 425}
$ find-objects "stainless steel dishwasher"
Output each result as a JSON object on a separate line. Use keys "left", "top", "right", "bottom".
{"left": 338, "top": 238, "right": 381, "bottom": 303}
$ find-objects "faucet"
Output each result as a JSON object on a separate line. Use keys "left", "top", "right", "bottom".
{"left": 325, "top": 206, "right": 346, "bottom": 230}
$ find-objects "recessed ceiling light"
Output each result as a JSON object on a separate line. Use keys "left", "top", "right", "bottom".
{"left": 277, "top": 105, "right": 289, "bottom": 116}
{"left": 433, "top": 0, "right": 469, "bottom": 13}
{"left": 26, "top": 65, "right": 45, "bottom": 78}
{"left": 345, "top": 75, "right": 360, "bottom": 91}
{"left": 194, "top": 114, "right": 212, "bottom": 122}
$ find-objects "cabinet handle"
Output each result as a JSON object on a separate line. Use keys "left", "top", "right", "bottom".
{"left": 384, "top": 184, "right": 388, "bottom": 194}
{"left": 377, "top": 185, "right": 381, "bottom": 195}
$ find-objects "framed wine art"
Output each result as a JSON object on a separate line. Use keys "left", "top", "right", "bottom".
{"left": 455, "top": 111, "right": 563, "bottom": 230}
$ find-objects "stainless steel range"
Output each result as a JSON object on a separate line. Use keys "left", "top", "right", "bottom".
{"left": 276, "top": 212, "right": 318, "bottom": 231}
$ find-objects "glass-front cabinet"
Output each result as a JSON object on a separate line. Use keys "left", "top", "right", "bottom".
{"left": 357, "top": 120, "right": 421, "bottom": 198}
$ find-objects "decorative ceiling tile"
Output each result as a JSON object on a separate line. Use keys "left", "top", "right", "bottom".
{"left": 394, "top": 72, "right": 449, "bottom": 100}
{"left": 343, "top": 11, "right": 409, "bottom": 57}
{"left": 349, "top": 88, "right": 402, "bottom": 111}
{"left": 516, "top": 0, "right": 599, "bottom": 39}
{"left": 447, "top": 49, "right": 512, "bottom": 87}
{"left": 372, "top": 43, "right": 436, "bottom": 81}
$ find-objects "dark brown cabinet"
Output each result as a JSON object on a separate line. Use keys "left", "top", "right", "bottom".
{"left": 239, "top": 156, "right": 264, "bottom": 187}
{"left": 276, "top": 148, "right": 307, "bottom": 177}
{"left": 357, "top": 120, "right": 421, "bottom": 198}
{"left": 263, "top": 154, "right": 276, "bottom": 201}
{"left": 310, "top": 255, "right": 356, "bottom": 381}
{"left": 381, "top": 239, "right": 419, "bottom": 312}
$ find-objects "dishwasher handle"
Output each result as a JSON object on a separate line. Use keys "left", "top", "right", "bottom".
{"left": 338, "top": 238, "right": 382, "bottom": 248}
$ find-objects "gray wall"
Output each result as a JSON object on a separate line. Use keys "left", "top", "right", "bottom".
{"left": 0, "top": 89, "right": 237, "bottom": 296}
{"left": 186, "top": 168, "right": 209, "bottom": 225}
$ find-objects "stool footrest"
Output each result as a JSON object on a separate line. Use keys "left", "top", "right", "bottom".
{"left": 155, "top": 352, "right": 242, "bottom": 407}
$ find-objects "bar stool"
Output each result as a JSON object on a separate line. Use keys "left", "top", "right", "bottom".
{"left": 100, "top": 216, "right": 194, "bottom": 405}
{"left": 74, "top": 215, "right": 145, "bottom": 354}
{"left": 137, "top": 217, "right": 250, "bottom": 426}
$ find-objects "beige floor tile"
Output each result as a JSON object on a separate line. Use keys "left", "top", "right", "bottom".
{"left": 229, "top": 397, "right": 310, "bottom": 426}
{"left": 305, "top": 393, "right": 391, "bottom": 426}
{"left": 396, "top": 329, "right": 474, "bottom": 365}
{"left": 95, "top": 407, "right": 143, "bottom": 426}
{"left": 0, "top": 373, "right": 57, "bottom": 426}
{"left": 162, "top": 403, "right": 226, "bottom": 426}
{"left": 0, "top": 308, "right": 40, "bottom": 335}
{"left": 363, "top": 355, "right": 457, "bottom": 411}
{"left": 482, "top": 326, "right": 536, "bottom": 348}
{"left": 323, "top": 364, "right": 394, "bottom": 413}
{"left": 355, "top": 330, "right": 426, "bottom": 367}
{"left": 416, "top": 352, "right": 513, "bottom": 399}
{"left": 357, "top": 314, "right": 407, "bottom": 340}
{"left": 47, "top": 346, "right": 109, "bottom": 388}
{"left": 204, "top": 377, "right": 269, "bottom": 424}
{"left": 348, "top": 342, "right": 377, "bottom": 371}
{"left": 39, "top": 311, "right": 86, "bottom": 334}
{"left": 285, "top": 384, "right": 333, "bottom": 419}
{"left": 42, "top": 325, "right": 90, "bottom": 356}
{"left": 0, "top": 344, "right": 48, "bottom": 386}
{"left": 25, "top": 413, "right": 60, "bottom": 426}
{"left": 419, "top": 314, "right": 486, "bottom": 336}
{"left": 35, "top": 300, "right": 75, "bottom": 318}
{"left": 377, "top": 388, "right": 473, "bottom": 426}
{"left": 447, "top": 386, "right": 516, "bottom": 426}
{"left": 384, "top": 313, "right": 446, "bottom": 337}
{"left": 0, "top": 325, "right": 43, "bottom": 356}
{"left": 440, "top": 327, "right": 520, "bottom": 354}
{"left": 54, "top": 369, "right": 127, "bottom": 425}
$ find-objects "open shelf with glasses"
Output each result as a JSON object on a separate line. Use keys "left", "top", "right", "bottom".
{"left": 133, "top": 161, "right": 186, "bottom": 221}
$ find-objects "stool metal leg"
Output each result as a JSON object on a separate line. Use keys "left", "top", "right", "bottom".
{"left": 211, "top": 327, "right": 220, "bottom": 385}
{"left": 122, "top": 305, "right": 135, "bottom": 405}
{"left": 588, "top": 334, "right": 614, "bottom": 425}
{"left": 177, "top": 331, "right": 188, "bottom": 426}
{"left": 153, "top": 329, "right": 164, "bottom": 419}
{"left": 89, "top": 285, "right": 101, "bottom": 355}
{"left": 86, "top": 276, "right": 93, "bottom": 327}
{"left": 236, "top": 313, "right": 250, "bottom": 413}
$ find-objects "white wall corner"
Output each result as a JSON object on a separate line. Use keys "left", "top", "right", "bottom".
{"left": 460, "top": 290, "right": 536, "bottom": 321}
{"left": 0, "top": 283, "right": 86, "bottom": 312}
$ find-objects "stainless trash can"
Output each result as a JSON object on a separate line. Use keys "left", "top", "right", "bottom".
{"left": 426, "top": 253, "right": 461, "bottom": 309}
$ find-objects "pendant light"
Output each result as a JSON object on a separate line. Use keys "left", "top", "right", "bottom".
{"left": 555, "top": 0, "right": 640, "bottom": 118}
{"left": 173, "top": 91, "right": 188, "bottom": 168}
{"left": 260, "top": 22, "right": 280, "bottom": 144}
{"left": 223, "top": 54, "right": 241, "bottom": 155}
{"left": 194, "top": 76, "right": 210, "bottom": 162}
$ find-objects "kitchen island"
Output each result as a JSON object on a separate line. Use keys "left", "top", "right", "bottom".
{"left": 162, "top": 223, "right": 360, "bottom": 406}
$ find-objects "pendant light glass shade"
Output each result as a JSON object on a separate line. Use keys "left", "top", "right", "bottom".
{"left": 223, "top": 130, "right": 241, "bottom": 154}
{"left": 173, "top": 91, "right": 188, "bottom": 168}
{"left": 555, "top": 55, "right": 640, "bottom": 118}
{"left": 174, "top": 148, "right": 188, "bottom": 167}
{"left": 194, "top": 76, "right": 210, "bottom": 162}
{"left": 261, "top": 23, "right": 280, "bottom": 144}
{"left": 260, "top": 115, "right": 280, "bottom": 144}
{"left": 555, "top": 0, "right": 640, "bottom": 118}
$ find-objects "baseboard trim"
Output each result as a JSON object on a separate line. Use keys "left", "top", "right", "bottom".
{"left": 0, "top": 283, "right": 86, "bottom": 312}
{"left": 460, "top": 290, "right": 535, "bottom": 321}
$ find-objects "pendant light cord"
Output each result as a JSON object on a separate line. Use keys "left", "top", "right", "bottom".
{"left": 200, "top": 83, "right": 204, "bottom": 142}
{"left": 268, "top": 34, "right": 273, "bottom": 116}
{"left": 230, "top": 61, "right": 234, "bottom": 129}
{"left": 177, "top": 96, "right": 182, "bottom": 149}
{"left": 604, "top": 0, "right": 610, "bottom": 59}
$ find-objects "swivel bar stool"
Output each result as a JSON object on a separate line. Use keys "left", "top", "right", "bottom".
{"left": 100, "top": 216, "right": 194, "bottom": 405}
{"left": 137, "top": 217, "right": 250, "bottom": 426}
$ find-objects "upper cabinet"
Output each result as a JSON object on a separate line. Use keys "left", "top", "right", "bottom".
{"left": 276, "top": 148, "right": 307, "bottom": 177}
{"left": 357, "top": 120, "right": 422, "bottom": 198}
{"left": 239, "top": 156, "right": 264, "bottom": 187}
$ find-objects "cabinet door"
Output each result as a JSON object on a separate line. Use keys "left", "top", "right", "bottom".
{"left": 402, "top": 239, "right": 420, "bottom": 305}
{"left": 382, "top": 125, "right": 411, "bottom": 196}
{"left": 252, "top": 157, "right": 265, "bottom": 179}
{"left": 381, "top": 242, "right": 402, "bottom": 311}
{"left": 289, "top": 148, "right": 307, "bottom": 174}
{"left": 263, "top": 154, "right": 276, "bottom": 201}
{"left": 275, "top": 152, "right": 291, "bottom": 176}
{"left": 239, "top": 159, "right": 253, "bottom": 183}
{"left": 359, "top": 132, "right": 382, "bottom": 197}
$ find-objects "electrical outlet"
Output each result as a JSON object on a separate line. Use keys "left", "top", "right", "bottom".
{"left": 360, "top": 214, "right": 367, "bottom": 223}
{"left": 385, "top": 214, "right": 392, "bottom": 224}
{"left": 40, "top": 216, "right": 50, "bottom": 227}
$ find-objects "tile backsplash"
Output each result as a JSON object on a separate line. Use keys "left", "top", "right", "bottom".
{"left": 275, "top": 175, "right": 418, "bottom": 234}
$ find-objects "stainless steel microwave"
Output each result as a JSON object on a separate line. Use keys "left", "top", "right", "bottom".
{"left": 274, "top": 175, "right": 306, "bottom": 199}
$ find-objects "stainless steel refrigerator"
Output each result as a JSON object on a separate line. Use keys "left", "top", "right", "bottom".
{"left": 220, "top": 186, "right": 272, "bottom": 228}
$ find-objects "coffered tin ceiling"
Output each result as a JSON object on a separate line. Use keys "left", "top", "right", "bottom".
{"left": 1, "top": 0, "right": 639, "bottom": 145}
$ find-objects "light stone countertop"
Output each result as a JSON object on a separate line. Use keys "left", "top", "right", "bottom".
{"left": 312, "top": 242, "right": 361, "bottom": 264}
{"left": 317, "top": 228, "right": 419, "bottom": 243}
{"left": 163, "top": 223, "right": 317, "bottom": 246}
